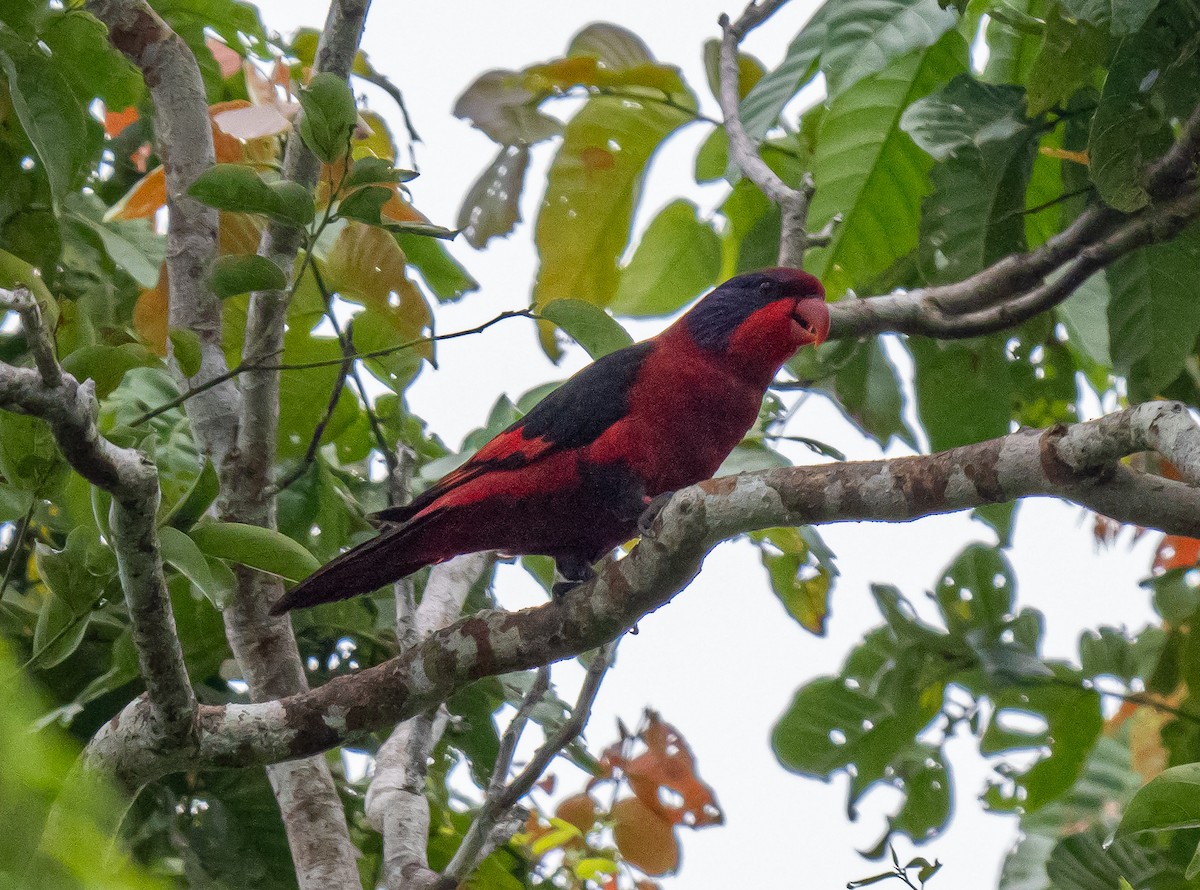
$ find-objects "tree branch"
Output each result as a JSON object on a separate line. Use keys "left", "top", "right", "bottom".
{"left": 86, "top": 401, "right": 1200, "bottom": 785}
{"left": 0, "top": 287, "right": 195, "bottom": 746}
{"left": 215, "top": 0, "right": 373, "bottom": 885}
{"left": 717, "top": 0, "right": 812, "bottom": 267}
{"left": 88, "top": 0, "right": 238, "bottom": 469}
{"left": 440, "top": 643, "right": 616, "bottom": 887}
{"left": 365, "top": 554, "right": 490, "bottom": 890}
{"left": 829, "top": 100, "right": 1200, "bottom": 341}
{"left": 829, "top": 187, "right": 1200, "bottom": 339}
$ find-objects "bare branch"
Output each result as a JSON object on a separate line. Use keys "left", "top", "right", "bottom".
{"left": 717, "top": 1, "right": 810, "bottom": 266}
{"left": 0, "top": 286, "right": 195, "bottom": 745}
{"left": 85, "top": 401, "right": 1200, "bottom": 786}
{"left": 441, "top": 643, "right": 616, "bottom": 887}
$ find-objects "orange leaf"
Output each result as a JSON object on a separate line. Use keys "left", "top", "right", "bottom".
{"left": 1155, "top": 535, "right": 1200, "bottom": 573}
{"left": 624, "top": 711, "right": 723, "bottom": 828}
{"left": 104, "top": 106, "right": 139, "bottom": 138}
{"left": 611, "top": 796, "right": 679, "bottom": 876}
{"left": 134, "top": 267, "right": 169, "bottom": 355}
{"left": 107, "top": 166, "right": 167, "bottom": 221}
{"left": 536, "top": 774, "right": 557, "bottom": 795}
{"left": 381, "top": 188, "right": 429, "bottom": 224}
{"left": 554, "top": 793, "right": 596, "bottom": 834}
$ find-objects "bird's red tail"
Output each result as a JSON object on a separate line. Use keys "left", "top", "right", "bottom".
{"left": 269, "top": 522, "right": 430, "bottom": 615}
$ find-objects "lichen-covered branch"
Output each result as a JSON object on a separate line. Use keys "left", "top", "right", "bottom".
{"left": 86, "top": 401, "right": 1200, "bottom": 785}
{"left": 366, "top": 554, "right": 489, "bottom": 890}
{"left": 716, "top": 0, "right": 811, "bottom": 266}
{"left": 88, "top": 0, "right": 237, "bottom": 468}
{"left": 0, "top": 287, "right": 195, "bottom": 745}
{"left": 216, "top": 0, "right": 372, "bottom": 885}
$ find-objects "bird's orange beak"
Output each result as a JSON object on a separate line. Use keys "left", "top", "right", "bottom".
{"left": 791, "top": 298, "right": 831, "bottom": 346}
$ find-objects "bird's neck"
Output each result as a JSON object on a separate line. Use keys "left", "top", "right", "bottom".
{"left": 660, "top": 320, "right": 792, "bottom": 392}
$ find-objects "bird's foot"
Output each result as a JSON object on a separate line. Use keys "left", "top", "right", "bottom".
{"left": 637, "top": 491, "right": 676, "bottom": 536}
{"left": 551, "top": 556, "right": 596, "bottom": 600}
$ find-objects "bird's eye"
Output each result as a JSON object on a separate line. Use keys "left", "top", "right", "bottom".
{"left": 758, "top": 280, "right": 773, "bottom": 292}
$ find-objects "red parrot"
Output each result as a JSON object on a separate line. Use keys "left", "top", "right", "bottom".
{"left": 271, "top": 268, "right": 828, "bottom": 614}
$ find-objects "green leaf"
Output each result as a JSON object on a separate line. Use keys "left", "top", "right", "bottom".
{"left": 35, "top": 529, "right": 105, "bottom": 613}
{"left": 1118, "top": 762, "right": 1200, "bottom": 837}
{"left": 189, "top": 165, "right": 315, "bottom": 226}
{"left": 209, "top": 254, "right": 287, "bottom": 299}
{"left": 1024, "top": 10, "right": 1107, "bottom": 116}
{"left": 540, "top": 300, "right": 633, "bottom": 359}
{"left": 1059, "top": 0, "right": 1158, "bottom": 36}
{"left": 772, "top": 676, "right": 891, "bottom": 775}
{"left": 31, "top": 590, "right": 92, "bottom": 669}
{"left": 39, "top": 10, "right": 144, "bottom": 110}
{"left": 458, "top": 145, "right": 529, "bottom": 249}
{"left": 341, "top": 156, "right": 416, "bottom": 192}
{"left": 1107, "top": 222, "right": 1200, "bottom": 400}
{"left": 1045, "top": 828, "right": 1166, "bottom": 890}
{"left": 60, "top": 343, "right": 161, "bottom": 399}
{"left": 0, "top": 412, "right": 66, "bottom": 494}
{"left": 160, "top": 526, "right": 229, "bottom": 609}
{"left": 532, "top": 83, "right": 695, "bottom": 357}
{"left": 917, "top": 128, "right": 1037, "bottom": 286}
{"left": 934, "top": 543, "right": 1015, "bottom": 638}
{"left": 68, "top": 210, "right": 165, "bottom": 290}
{"left": 820, "top": 0, "right": 959, "bottom": 99}
{"left": 189, "top": 521, "right": 319, "bottom": 583}
{"left": 609, "top": 200, "right": 720, "bottom": 318}
{"left": 162, "top": 459, "right": 219, "bottom": 532}
{"left": 739, "top": 7, "right": 828, "bottom": 139}
{"left": 168, "top": 328, "right": 203, "bottom": 378}
{"left": 267, "top": 181, "right": 317, "bottom": 227}
{"left": 751, "top": 527, "right": 833, "bottom": 635}
{"left": 900, "top": 75, "right": 1030, "bottom": 162}
{"left": 297, "top": 72, "right": 358, "bottom": 163}
{"left": 1056, "top": 271, "right": 1111, "bottom": 367}
{"left": 393, "top": 233, "right": 479, "bottom": 303}
{"left": 0, "top": 23, "right": 90, "bottom": 205}
{"left": 982, "top": 0, "right": 1047, "bottom": 84}
{"left": 1087, "top": 5, "right": 1199, "bottom": 212}
{"left": 829, "top": 338, "right": 915, "bottom": 448}
{"left": 910, "top": 335, "right": 1013, "bottom": 449}
{"left": 805, "top": 32, "right": 969, "bottom": 296}
{"left": 0, "top": 247, "right": 55, "bottom": 313}
{"left": 335, "top": 185, "right": 390, "bottom": 226}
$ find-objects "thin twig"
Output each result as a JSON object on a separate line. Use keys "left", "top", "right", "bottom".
{"left": 131, "top": 309, "right": 538, "bottom": 427}
{"left": 271, "top": 356, "right": 350, "bottom": 494}
{"left": 0, "top": 492, "right": 36, "bottom": 599}
{"left": 441, "top": 643, "right": 618, "bottom": 884}
{"left": 0, "top": 288, "right": 61, "bottom": 386}
{"left": 717, "top": 1, "right": 812, "bottom": 266}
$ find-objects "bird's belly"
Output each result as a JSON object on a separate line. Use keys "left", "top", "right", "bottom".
{"left": 624, "top": 392, "right": 763, "bottom": 495}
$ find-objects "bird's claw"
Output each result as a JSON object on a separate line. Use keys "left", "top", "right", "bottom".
{"left": 637, "top": 491, "right": 675, "bottom": 536}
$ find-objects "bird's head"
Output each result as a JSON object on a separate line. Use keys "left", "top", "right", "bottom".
{"left": 678, "top": 268, "right": 829, "bottom": 386}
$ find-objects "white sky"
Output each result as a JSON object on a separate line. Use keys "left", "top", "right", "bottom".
{"left": 253, "top": 2, "right": 1162, "bottom": 886}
